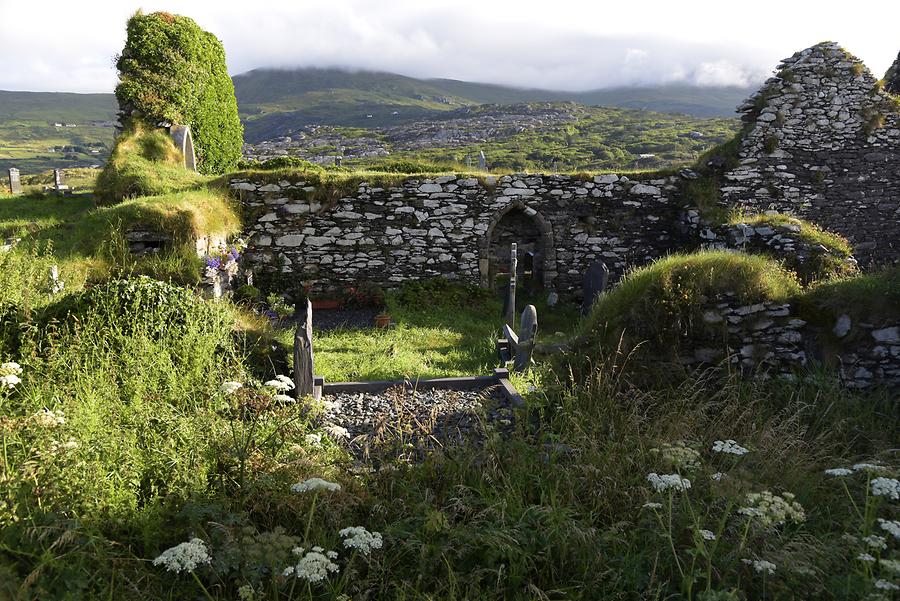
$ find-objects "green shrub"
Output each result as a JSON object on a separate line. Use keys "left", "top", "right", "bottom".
{"left": 391, "top": 277, "right": 493, "bottom": 308}
{"left": 95, "top": 122, "right": 205, "bottom": 204}
{"left": 374, "top": 159, "right": 453, "bottom": 173}
{"left": 114, "top": 11, "right": 243, "bottom": 174}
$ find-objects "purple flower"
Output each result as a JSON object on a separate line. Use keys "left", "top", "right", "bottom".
{"left": 264, "top": 310, "right": 278, "bottom": 320}
{"left": 205, "top": 256, "right": 222, "bottom": 270}
{"left": 228, "top": 248, "right": 241, "bottom": 262}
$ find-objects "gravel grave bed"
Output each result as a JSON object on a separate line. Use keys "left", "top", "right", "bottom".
{"left": 307, "top": 308, "right": 380, "bottom": 331}
{"left": 315, "top": 385, "right": 516, "bottom": 463}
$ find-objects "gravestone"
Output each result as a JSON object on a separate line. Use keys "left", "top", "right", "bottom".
{"left": 502, "top": 242, "right": 518, "bottom": 327}
{"left": 49, "top": 265, "right": 64, "bottom": 294}
{"left": 7, "top": 168, "right": 21, "bottom": 195}
{"left": 581, "top": 260, "right": 609, "bottom": 315}
{"left": 498, "top": 305, "right": 539, "bottom": 372}
{"left": 293, "top": 299, "right": 322, "bottom": 400}
{"left": 53, "top": 169, "right": 69, "bottom": 193}
{"left": 169, "top": 125, "right": 197, "bottom": 171}
{"left": 478, "top": 150, "right": 487, "bottom": 171}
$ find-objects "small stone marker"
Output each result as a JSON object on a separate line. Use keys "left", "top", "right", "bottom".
{"left": 7, "top": 168, "right": 21, "bottom": 195}
{"left": 49, "top": 265, "right": 64, "bottom": 294}
{"left": 293, "top": 299, "right": 322, "bottom": 400}
{"left": 498, "top": 305, "right": 539, "bottom": 372}
{"left": 478, "top": 150, "right": 487, "bottom": 171}
{"left": 581, "top": 260, "right": 609, "bottom": 316}
{"left": 53, "top": 169, "right": 68, "bottom": 193}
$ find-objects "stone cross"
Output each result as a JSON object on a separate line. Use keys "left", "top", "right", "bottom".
{"left": 293, "top": 299, "right": 322, "bottom": 400}
{"left": 498, "top": 305, "right": 539, "bottom": 372}
{"left": 478, "top": 150, "right": 487, "bottom": 171}
{"left": 581, "top": 259, "right": 609, "bottom": 316}
{"left": 502, "top": 242, "right": 517, "bottom": 327}
{"left": 7, "top": 168, "right": 21, "bottom": 195}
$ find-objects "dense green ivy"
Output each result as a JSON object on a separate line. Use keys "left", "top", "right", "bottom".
{"left": 115, "top": 11, "right": 243, "bottom": 174}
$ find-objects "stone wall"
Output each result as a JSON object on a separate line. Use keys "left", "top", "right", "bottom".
{"left": 679, "top": 296, "right": 900, "bottom": 389}
{"left": 231, "top": 173, "right": 701, "bottom": 299}
{"left": 721, "top": 42, "right": 900, "bottom": 267}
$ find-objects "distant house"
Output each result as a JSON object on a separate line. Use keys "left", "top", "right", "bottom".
{"left": 637, "top": 153, "right": 656, "bottom": 159}
{"left": 53, "top": 123, "right": 63, "bottom": 127}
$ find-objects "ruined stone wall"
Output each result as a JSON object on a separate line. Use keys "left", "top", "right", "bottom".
{"left": 721, "top": 42, "right": 900, "bottom": 267}
{"left": 230, "top": 173, "right": 701, "bottom": 299}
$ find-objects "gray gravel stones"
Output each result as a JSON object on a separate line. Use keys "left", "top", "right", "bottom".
{"left": 315, "top": 385, "right": 515, "bottom": 462}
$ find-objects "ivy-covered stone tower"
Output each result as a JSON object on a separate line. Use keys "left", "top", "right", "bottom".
{"left": 114, "top": 11, "right": 243, "bottom": 175}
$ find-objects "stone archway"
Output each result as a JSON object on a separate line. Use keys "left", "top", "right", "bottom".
{"left": 169, "top": 124, "right": 197, "bottom": 172}
{"left": 479, "top": 201, "right": 556, "bottom": 290}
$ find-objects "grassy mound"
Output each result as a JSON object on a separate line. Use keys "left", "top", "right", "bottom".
{"left": 801, "top": 265, "right": 900, "bottom": 325}
{"left": 572, "top": 251, "right": 801, "bottom": 361}
{"left": 95, "top": 123, "right": 205, "bottom": 204}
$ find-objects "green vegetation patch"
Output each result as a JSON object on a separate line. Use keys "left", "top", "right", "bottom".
{"left": 115, "top": 11, "right": 243, "bottom": 174}
{"left": 801, "top": 265, "right": 900, "bottom": 325}
{"left": 95, "top": 122, "right": 206, "bottom": 204}
{"left": 573, "top": 251, "right": 801, "bottom": 357}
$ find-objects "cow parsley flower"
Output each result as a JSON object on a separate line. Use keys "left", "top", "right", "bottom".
{"left": 872, "top": 477, "right": 900, "bottom": 500}
{"left": 0, "top": 361, "right": 22, "bottom": 375}
{"left": 742, "top": 558, "right": 776, "bottom": 574}
{"left": 33, "top": 408, "right": 65, "bottom": 428}
{"left": 291, "top": 478, "right": 341, "bottom": 493}
{"left": 152, "top": 538, "right": 211, "bottom": 573}
{"left": 273, "top": 393, "right": 295, "bottom": 403}
{"left": 1, "top": 374, "right": 21, "bottom": 389}
{"left": 858, "top": 553, "right": 876, "bottom": 562}
{"left": 646, "top": 473, "right": 691, "bottom": 493}
{"left": 651, "top": 442, "right": 701, "bottom": 469}
{"left": 699, "top": 529, "right": 716, "bottom": 541}
{"left": 878, "top": 518, "right": 900, "bottom": 540}
{"left": 711, "top": 472, "right": 725, "bottom": 481}
{"left": 825, "top": 468, "right": 854, "bottom": 477}
{"left": 642, "top": 502, "right": 663, "bottom": 510}
{"left": 738, "top": 491, "right": 805, "bottom": 527}
{"left": 325, "top": 424, "right": 349, "bottom": 439}
{"left": 305, "top": 433, "right": 323, "bottom": 447}
{"left": 863, "top": 535, "right": 888, "bottom": 550}
{"left": 853, "top": 463, "right": 888, "bottom": 473}
{"left": 220, "top": 381, "right": 243, "bottom": 394}
{"left": 283, "top": 549, "right": 339, "bottom": 583}
{"left": 881, "top": 558, "right": 900, "bottom": 574}
{"left": 339, "top": 526, "right": 383, "bottom": 555}
{"left": 264, "top": 378, "right": 293, "bottom": 392}
{"left": 874, "top": 579, "right": 899, "bottom": 591}
{"left": 712, "top": 440, "right": 749, "bottom": 456}
{"left": 237, "top": 584, "right": 255, "bottom": 600}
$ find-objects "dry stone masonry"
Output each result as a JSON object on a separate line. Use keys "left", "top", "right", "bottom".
{"left": 721, "top": 42, "right": 900, "bottom": 267}
{"left": 231, "top": 173, "right": 699, "bottom": 300}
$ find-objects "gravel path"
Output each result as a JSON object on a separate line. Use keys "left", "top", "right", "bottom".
{"left": 315, "top": 386, "right": 516, "bottom": 463}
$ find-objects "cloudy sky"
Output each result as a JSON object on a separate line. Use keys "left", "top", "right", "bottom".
{"left": 0, "top": 0, "right": 898, "bottom": 93}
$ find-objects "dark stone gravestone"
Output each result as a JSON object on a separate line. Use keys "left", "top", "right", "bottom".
{"left": 293, "top": 299, "right": 322, "bottom": 400}
{"left": 581, "top": 260, "right": 609, "bottom": 316}
{"left": 7, "top": 168, "right": 21, "bottom": 195}
{"left": 478, "top": 150, "right": 487, "bottom": 170}
{"left": 498, "top": 305, "right": 538, "bottom": 372}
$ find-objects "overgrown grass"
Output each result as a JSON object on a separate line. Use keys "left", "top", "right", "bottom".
{"left": 95, "top": 122, "right": 208, "bottom": 204}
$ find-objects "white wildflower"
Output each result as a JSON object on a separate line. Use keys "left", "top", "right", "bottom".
{"left": 264, "top": 379, "right": 292, "bottom": 392}
{"left": 858, "top": 553, "right": 877, "bottom": 562}
{"left": 237, "top": 584, "right": 254, "bottom": 600}
{"left": 651, "top": 442, "right": 701, "bottom": 470}
{"left": 711, "top": 472, "right": 725, "bottom": 481}
{"left": 49, "top": 438, "right": 78, "bottom": 453}
{"left": 33, "top": 408, "right": 65, "bottom": 428}
{"left": 738, "top": 491, "right": 805, "bottom": 527}
{"left": 291, "top": 478, "right": 341, "bottom": 493}
{"left": 853, "top": 463, "right": 888, "bottom": 473}
{"left": 825, "top": 468, "right": 854, "bottom": 477}
{"left": 871, "top": 477, "right": 900, "bottom": 500}
{"left": 152, "top": 538, "right": 211, "bottom": 573}
{"left": 305, "top": 433, "right": 323, "bottom": 447}
{"left": 291, "top": 546, "right": 305, "bottom": 556}
{"left": 881, "top": 559, "right": 900, "bottom": 574}
{"left": 273, "top": 394, "right": 295, "bottom": 403}
{"left": 339, "top": 526, "right": 383, "bottom": 555}
{"left": 275, "top": 374, "right": 295, "bottom": 389}
{"left": 878, "top": 518, "right": 900, "bottom": 539}
{"left": 284, "top": 549, "right": 339, "bottom": 583}
{"left": 0, "top": 361, "right": 22, "bottom": 375}
{"left": 646, "top": 473, "right": 691, "bottom": 493}
{"left": 326, "top": 550, "right": 338, "bottom": 559}
{"left": 742, "top": 558, "right": 776, "bottom": 574}
{"left": 1, "top": 374, "right": 21, "bottom": 389}
{"left": 712, "top": 440, "right": 749, "bottom": 456}
{"left": 874, "top": 580, "right": 899, "bottom": 591}
{"left": 224, "top": 259, "right": 240, "bottom": 279}
{"left": 220, "top": 381, "right": 243, "bottom": 394}
{"left": 642, "top": 502, "right": 663, "bottom": 510}
{"left": 325, "top": 424, "right": 349, "bottom": 439}
{"left": 863, "top": 535, "right": 888, "bottom": 550}
{"left": 699, "top": 529, "right": 716, "bottom": 541}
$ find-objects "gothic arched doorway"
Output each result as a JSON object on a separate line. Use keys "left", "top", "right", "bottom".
{"left": 479, "top": 202, "right": 556, "bottom": 291}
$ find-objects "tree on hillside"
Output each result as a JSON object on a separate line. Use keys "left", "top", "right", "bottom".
{"left": 114, "top": 11, "right": 243, "bottom": 174}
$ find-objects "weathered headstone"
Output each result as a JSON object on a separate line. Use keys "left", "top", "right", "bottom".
{"left": 53, "top": 169, "right": 68, "bottom": 193}
{"left": 478, "top": 150, "right": 487, "bottom": 171}
{"left": 49, "top": 265, "right": 64, "bottom": 294}
{"left": 581, "top": 260, "right": 609, "bottom": 315}
{"left": 7, "top": 168, "right": 21, "bottom": 195}
{"left": 499, "top": 305, "right": 539, "bottom": 372}
{"left": 293, "top": 299, "right": 321, "bottom": 400}
{"left": 504, "top": 242, "right": 518, "bottom": 327}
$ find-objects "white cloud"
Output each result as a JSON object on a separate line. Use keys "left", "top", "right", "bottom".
{"left": 0, "top": 0, "right": 896, "bottom": 93}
